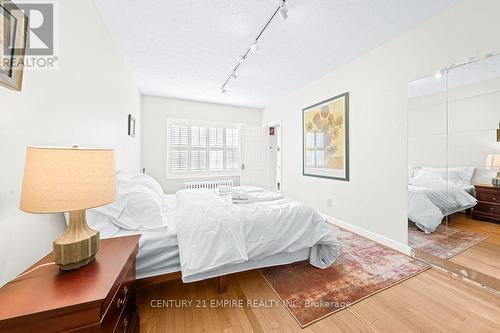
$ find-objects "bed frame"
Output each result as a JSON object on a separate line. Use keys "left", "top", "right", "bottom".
{"left": 136, "top": 272, "right": 228, "bottom": 293}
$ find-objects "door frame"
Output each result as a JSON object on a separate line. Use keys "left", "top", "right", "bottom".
{"left": 265, "top": 120, "right": 282, "bottom": 192}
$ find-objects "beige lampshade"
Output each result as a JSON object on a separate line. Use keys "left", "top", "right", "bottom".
{"left": 20, "top": 146, "right": 116, "bottom": 213}
{"left": 485, "top": 154, "right": 500, "bottom": 170}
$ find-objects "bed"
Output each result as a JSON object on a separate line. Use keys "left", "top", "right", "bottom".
{"left": 87, "top": 173, "right": 339, "bottom": 290}
{"left": 408, "top": 167, "right": 477, "bottom": 233}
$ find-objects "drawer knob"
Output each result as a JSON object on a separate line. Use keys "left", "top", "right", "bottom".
{"left": 117, "top": 297, "right": 125, "bottom": 309}
{"left": 493, "top": 197, "right": 497, "bottom": 201}
{"left": 117, "top": 286, "right": 129, "bottom": 309}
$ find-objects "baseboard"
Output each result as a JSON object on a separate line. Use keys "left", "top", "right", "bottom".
{"left": 320, "top": 213, "right": 412, "bottom": 256}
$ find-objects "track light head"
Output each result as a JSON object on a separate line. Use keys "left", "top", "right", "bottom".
{"left": 250, "top": 42, "right": 259, "bottom": 52}
{"left": 237, "top": 55, "right": 245, "bottom": 63}
{"left": 221, "top": 86, "right": 226, "bottom": 93}
{"left": 231, "top": 72, "right": 237, "bottom": 79}
{"left": 279, "top": 1, "right": 288, "bottom": 20}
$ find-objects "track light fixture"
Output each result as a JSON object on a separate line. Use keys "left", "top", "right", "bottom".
{"left": 219, "top": 0, "right": 288, "bottom": 94}
{"left": 250, "top": 42, "right": 259, "bottom": 52}
{"left": 279, "top": 1, "right": 288, "bottom": 20}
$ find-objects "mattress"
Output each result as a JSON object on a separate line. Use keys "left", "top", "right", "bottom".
{"left": 111, "top": 193, "right": 316, "bottom": 281}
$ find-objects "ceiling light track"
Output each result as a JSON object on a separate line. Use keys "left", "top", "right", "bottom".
{"left": 220, "top": 0, "right": 288, "bottom": 93}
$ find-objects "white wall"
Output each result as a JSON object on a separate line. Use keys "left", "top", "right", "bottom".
{"left": 409, "top": 75, "right": 500, "bottom": 184}
{"left": 262, "top": 0, "right": 500, "bottom": 246}
{"left": 141, "top": 96, "right": 261, "bottom": 193}
{"left": 0, "top": 0, "right": 141, "bottom": 286}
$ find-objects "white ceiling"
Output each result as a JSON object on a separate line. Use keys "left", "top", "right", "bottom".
{"left": 95, "top": 0, "right": 459, "bottom": 108}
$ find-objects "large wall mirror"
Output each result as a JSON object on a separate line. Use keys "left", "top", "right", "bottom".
{"left": 407, "top": 52, "right": 500, "bottom": 289}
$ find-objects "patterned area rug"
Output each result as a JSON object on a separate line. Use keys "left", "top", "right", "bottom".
{"left": 408, "top": 222, "right": 487, "bottom": 259}
{"left": 260, "top": 225, "right": 429, "bottom": 328}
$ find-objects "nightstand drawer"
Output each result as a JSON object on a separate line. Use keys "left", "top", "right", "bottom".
{"left": 114, "top": 294, "right": 138, "bottom": 333}
{"left": 476, "top": 190, "right": 500, "bottom": 203}
{"left": 102, "top": 261, "right": 135, "bottom": 333}
{"left": 475, "top": 202, "right": 500, "bottom": 215}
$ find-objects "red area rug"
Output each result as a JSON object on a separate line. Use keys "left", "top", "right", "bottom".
{"left": 408, "top": 222, "right": 487, "bottom": 259}
{"left": 260, "top": 225, "right": 428, "bottom": 328}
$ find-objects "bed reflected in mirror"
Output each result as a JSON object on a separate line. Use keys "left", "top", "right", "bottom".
{"left": 407, "top": 53, "right": 500, "bottom": 285}
{"left": 408, "top": 68, "right": 451, "bottom": 260}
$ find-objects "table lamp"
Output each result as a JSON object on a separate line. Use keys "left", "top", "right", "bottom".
{"left": 485, "top": 154, "right": 500, "bottom": 187}
{"left": 19, "top": 146, "right": 116, "bottom": 270}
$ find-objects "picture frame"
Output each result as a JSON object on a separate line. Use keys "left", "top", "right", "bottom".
{"left": 128, "top": 114, "right": 136, "bottom": 137}
{"left": 302, "top": 92, "right": 349, "bottom": 181}
{"left": 0, "top": 0, "right": 28, "bottom": 91}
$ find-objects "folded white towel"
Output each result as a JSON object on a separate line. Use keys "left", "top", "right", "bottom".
{"left": 231, "top": 189, "right": 283, "bottom": 204}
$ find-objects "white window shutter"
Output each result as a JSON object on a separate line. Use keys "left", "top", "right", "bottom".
{"left": 170, "top": 150, "right": 188, "bottom": 171}
{"left": 170, "top": 125, "right": 189, "bottom": 145}
{"left": 191, "top": 150, "right": 207, "bottom": 171}
{"left": 209, "top": 127, "right": 224, "bottom": 147}
{"left": 209, "top": 150, "right": 224, "bottom": 170}
{"left": 167, "top": 120, "right": 241, "bottom": 177}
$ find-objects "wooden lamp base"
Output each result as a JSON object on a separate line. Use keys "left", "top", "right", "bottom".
{"left": 53, "top": 209, "right": 100, "bottom": 271}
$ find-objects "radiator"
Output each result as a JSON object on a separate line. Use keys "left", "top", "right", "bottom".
{"left": 184, "top": 179, "right": 234, "bottom": 190}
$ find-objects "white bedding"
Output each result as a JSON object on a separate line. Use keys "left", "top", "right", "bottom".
{"left": 408, "top": 182, "right": 477, "bottom": 233}
{"left": 104, "top": 194, "right": 179, "bottom": 279}
{"left": 103, "top": 188, "right": 339, "bottom": 282}
{"left": 176, "top": 188, "right": 339, "bottom": 282}
{"left": 113, "top": 225, "right": 180, "bottom": 279}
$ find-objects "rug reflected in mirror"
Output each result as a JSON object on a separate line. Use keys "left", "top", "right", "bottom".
{"left": 260, "top": 225, "right": 429, "bottom": 328}
{"left": 408, "top": 221, "right": 488, "bottom": 259}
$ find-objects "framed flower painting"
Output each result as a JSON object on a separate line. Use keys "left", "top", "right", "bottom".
{"left": 302, "top": 92, "right": 349, "bottom": 181}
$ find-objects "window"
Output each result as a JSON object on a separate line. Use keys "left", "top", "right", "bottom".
{"left": 167, "top": 119, "right": 241, "bottom": 178}
{"left": 305, "top": 131, "right": 325, "bottom": 167}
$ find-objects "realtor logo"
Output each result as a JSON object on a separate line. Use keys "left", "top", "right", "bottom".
{"left": 16, "top": 2, "right": 54, "bottom": 56}
{"left": 0, "top": 0, "right": 58, "bottom": 70}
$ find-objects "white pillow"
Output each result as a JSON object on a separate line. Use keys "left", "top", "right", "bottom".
{"left": 97, "top": 182, "right": 168, "bottom": 230}
{"left": 115, "top": 170, "right": 164, "bottom": 196}
{"left": 408, "top": 166, "right": 420, "bottom": 183}
{"left": 129, "top": 174, "right": 164, "bottom": 196}
{"left": 64, "top": 211, "right": 120, "bottom": 239}
{"left": 411, "top": 167, "right": 474, "bottom": 186}
{"left": 116, "top": 170, "right": 134, "bottom": 182}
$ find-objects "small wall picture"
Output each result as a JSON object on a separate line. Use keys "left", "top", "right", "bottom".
{"left": 128, "top": 114, "right": 136, "bottom": 137}
{"left": 269, "top": 127, "right": 275, "bottom": 135}
{"left": 302, "top": 92, "right": 349, "bottom": 181}
{"left": 0, "top": 1, "right": 28, "bottom": 91}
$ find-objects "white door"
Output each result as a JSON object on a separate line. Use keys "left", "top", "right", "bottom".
{"left": 240, "top": 126, "right": 267, "bottom": 187}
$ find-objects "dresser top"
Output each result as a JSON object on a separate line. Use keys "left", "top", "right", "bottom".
{"left": 0, "top": 235, "right": 140, "bottom": 321}
{"left": 475, "top": 184, "right": 499, "bottom": 190}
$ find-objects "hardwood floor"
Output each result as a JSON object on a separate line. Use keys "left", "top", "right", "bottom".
{"left": 448, "top": 213, "right": 500, "bottom": 279}
{"left": 137, "top": 268, "right": 500, "bottom": 332}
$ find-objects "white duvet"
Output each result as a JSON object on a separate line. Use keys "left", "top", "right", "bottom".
{"left": 175, "top": 189, "right": 339, "bottom": 282}
{"left": 408, "top": 182, "right": 477, "bottom": 233}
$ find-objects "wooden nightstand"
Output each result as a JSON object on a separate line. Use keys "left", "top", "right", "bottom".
{"left": 472, "top": 184, "right": 500, "bottom": 223}
{"left": 0, "top": 235, "right": 140, "bottom": 333}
